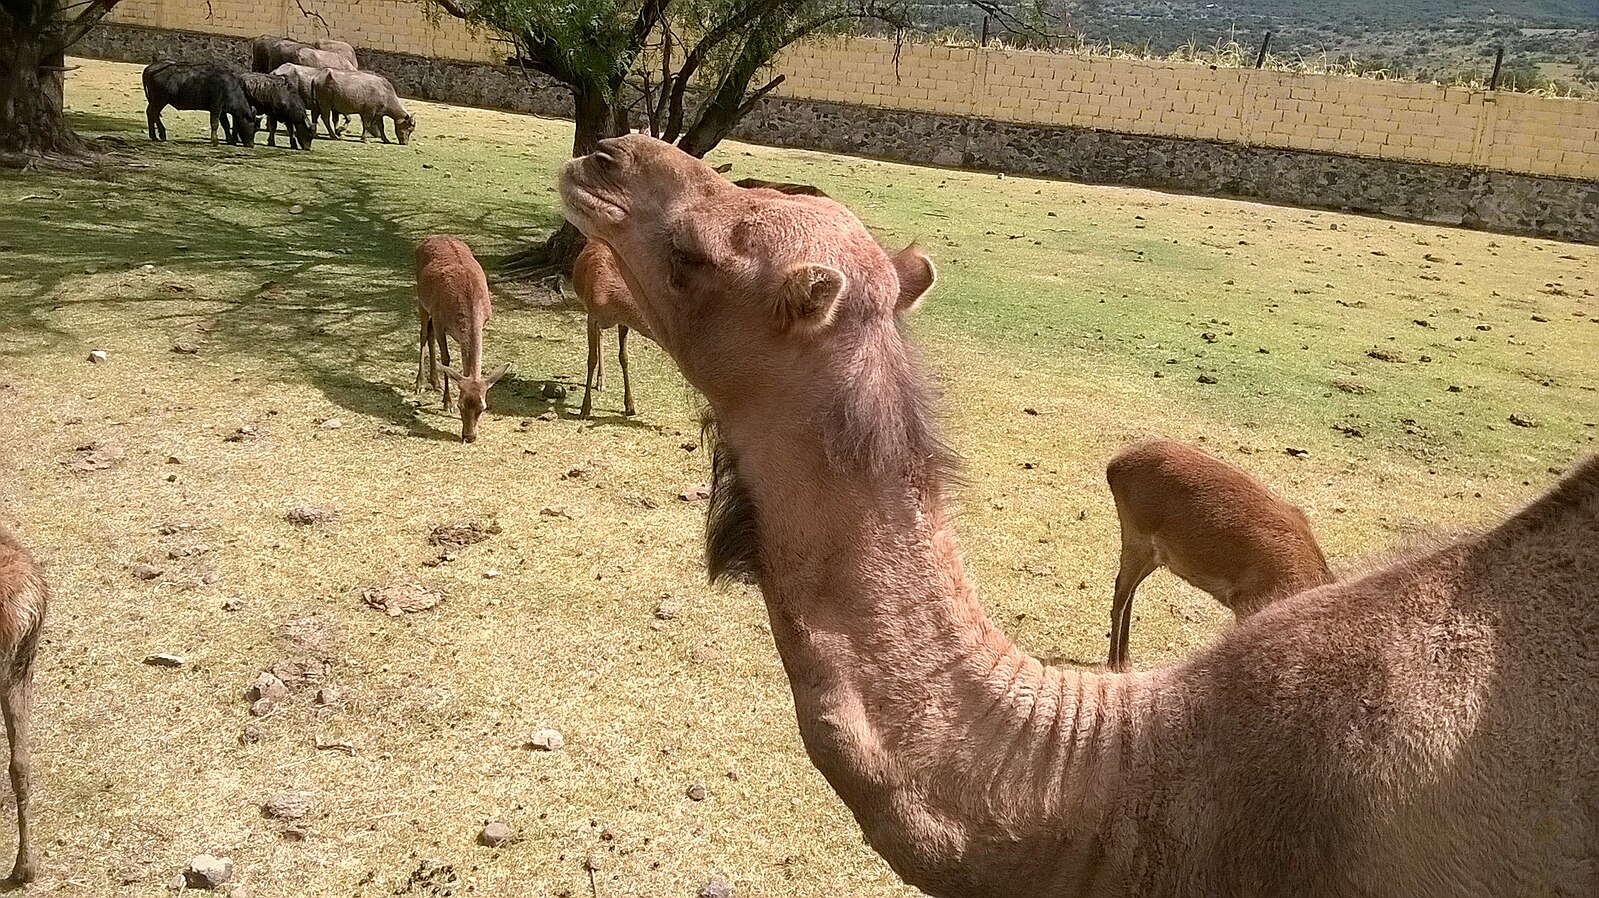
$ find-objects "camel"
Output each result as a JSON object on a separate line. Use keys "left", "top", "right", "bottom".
{"left": 1105, "top": 439, "right": 1333, "bottom": 670}
{"left": 558, "top": 134, "right": 1599, "bottom": 898}
{"left": 0, "top": 525, "right": 45, "bottom": 884}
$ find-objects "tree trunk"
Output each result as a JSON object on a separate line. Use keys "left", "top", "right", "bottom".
{"left": 0, "top": 11, "right": 84, "bottom": 159}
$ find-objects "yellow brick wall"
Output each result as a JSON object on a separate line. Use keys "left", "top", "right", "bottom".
{"left": 109, "top": 2, "right": 1599, "bottom": 180}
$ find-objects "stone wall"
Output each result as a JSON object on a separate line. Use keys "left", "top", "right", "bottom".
{"left": 73, "top": 24, "right": 1599, "bottom": 244}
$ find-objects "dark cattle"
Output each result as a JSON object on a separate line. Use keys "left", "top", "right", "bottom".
{"left": 240, "top": 72, "right": 314, "bottom": 150}
{"left": 142, "top": 61, "right": 259, "bottom": 147}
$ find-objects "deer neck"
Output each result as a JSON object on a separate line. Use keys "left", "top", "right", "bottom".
{"left": 713, "top": 407, "right": 1166, "bottom": 896}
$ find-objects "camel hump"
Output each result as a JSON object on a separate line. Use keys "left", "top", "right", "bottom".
{"left": 1484, "top": 454, "right": 1599, "bottom": 549}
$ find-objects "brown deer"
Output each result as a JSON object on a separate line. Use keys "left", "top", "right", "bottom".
{"left": 414, "top": 235, "right": 509, "bottom": 443}
{"left": 0, "top": 524, "right": 45, "bottom": 884}
{"left": 572, "top": 241, "right": 651, "bottom": 419}
{"left": 1105, "top": 439, "right": 1333, "bottom": 670}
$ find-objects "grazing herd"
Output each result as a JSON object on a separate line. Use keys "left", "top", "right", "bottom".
{"left": 141, "top": 34, "right": 414, "bottom": 150}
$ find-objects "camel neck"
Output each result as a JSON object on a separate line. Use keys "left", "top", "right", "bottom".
{"left": 721, "top": 417, "right": 1162, "bottom": 896}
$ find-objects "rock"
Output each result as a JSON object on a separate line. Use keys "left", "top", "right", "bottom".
{"left": 248, "top": 672, "right": 289, "bottom": 716}
{"left": 654, "top": 602, "right": 679, "bottom": 621}
{"left": 1197, "top": 374, "right": 1218, "bottom": 384}
{"left": 686, "top": 782, "right": 707, "bottom": 801}
{"left": 537, "top": 411, "right": 556, "bottom": 421}
{"left": 166, "top": 455, "right": 183, "bottom": 465}
{"left": 526, "top": 728, "right": 565, "bottom": 751}
{"left": 143, "top": 653, "right": 186, "bottom": 668}
{"left": 168, "top": 544, "right": 210, "bottom": 559}
{"left": 223, "top": 425, "right": 258, "bottom": 443}
{"left": 288, "top": 204, "right": 304, "bottom": 215}
{"left": 540, "top": 383, "right": 567, "bottom": 400}
{"left": 1201, "top": 332, "right": 1219, "bottom": 343}
{"left": 239, "top": 723, "right": 265, "bottom": 744}
{"left": 1366, "top": 348, "right": 1404, "bottom": 363}
{"left": 428, "top": 518, "right": 501, "bottom": 548}
{"left": 66, "top": 445, "right": 125, "bottom": 472}
{"left": 678, "top": 485, "right": 710, "bottom": 502}
{"left": 315, "top": 687, "right": 340, "bottom": 706}
{"left": 1446, "top": 385, "right": 1463, "bottom": 393}
{"left": 363, "top": 582, "right": 442, "bottom": 616}
{"left": 698, "top": 876, "right": 734, "bottom": 898}
{"left": 285, "top": 503, "right": 337, "bottom": 526}
{"left": 483, "top": 568, "right": 500, "bottom": 579}
{"left": 88, "top": 350, "right": 108, "bottom": 363}
{"left": 1285, "top": 447, "right": 1311, "bottom": 457}
{"left": 170, "top": 873, "right": 188, "bottom": 891}
{"left": 172, "top": 341, "right": 200, "bottom": 355}
{"left": 318, "top": 418, "right": 343, "bottom": 430}
{"left": 263, "top": 791, "right": 315, "bottom": 820}
{"left": 184, "top": 854, "right": 234, "bottom": 889}
{"left": 132, "top": 563, "right": 163, "bottom": 581}
{"left": 203, "top": 572, "right": 224, "bottom": 586}
{"left": 478, "top": 821, "right": 513, "bottom": 847}
{"left": 1509, "top": 413, "right": 1539, "bottom": 428}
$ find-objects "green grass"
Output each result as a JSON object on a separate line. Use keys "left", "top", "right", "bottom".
{"left": 0, "top": 58, "right": 1595, "bottom": 897}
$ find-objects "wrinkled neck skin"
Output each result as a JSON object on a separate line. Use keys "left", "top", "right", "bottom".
{"left": 713, "top": 377, "right": 1173, "bottom": 897}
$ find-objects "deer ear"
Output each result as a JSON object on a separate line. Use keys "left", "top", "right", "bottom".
{"left": 486, "top": 363, "right": 511, "bottom": 386}
{"left": 442, "top": 365, "right": 465, "bottom": 382}
{"left": 891, "top": 243, "right": 936, "bottom": 315}
{"left": 777, "top": 263, "right": 845, "bottom": 333}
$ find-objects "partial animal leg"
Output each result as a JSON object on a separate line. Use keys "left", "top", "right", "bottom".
{"left": 415, "top": 308, "right": 431, "bottom": 394}
{"left": 580, "top": 317, "right": 601, "bottom": 419}
{"left": 439, "top": 337, "right": 455, "bottom": 412}
{"left": 321, "top": 108, "right": 338, "bottom": 140}
{"left": 268, "top": 115, "right": 279, "bottom": 147}
{"left": 3, "top": 674, "right": 35, "bottom": 883}
{"left": 1107, "top": 533, "right": 1158, "bottom": 672}
{"left": 209, "top": 109, "right": 222, "bottom": 146}
{"left": 358, "top": 113, "right": 371, "bottom": 142}
{"left": 374, "top": 114, "right": 390, "bottom": 144}
{"left": 618, "top": 325, "right": 637, "bottom": 417}
{"left": 146, "top": 103, "right": 161, "bottom": 141}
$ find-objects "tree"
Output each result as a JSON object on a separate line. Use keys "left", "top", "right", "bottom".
{"left": 431, "top": 0, "right": 908, "bottom": 270}
{"left": 1, "top": 0, "right": 124, "bottom": 163}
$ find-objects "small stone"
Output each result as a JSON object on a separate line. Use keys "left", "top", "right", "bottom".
{"left": 285, "top": 503, "right": 337, "bottom": 525}
{"left": 288, "top": 204, "right": 304, "bottom": 215}
{"left": 143, "top": 653, "right": 186, "bottom": 668}
{"left": 132, "top": 563, "right": 163, "bottom": 581}
{"left": 1285, "top": 447, "right": 1310, "bottom": 457}
{"left": 526, "top": 728, "right": 565, "bottom": 751}
{"left": 203, "top": 571, "right": 223, "bottom": 586}
{"left": 248, "top": 672, "right": 289, "bottom": 716}
{"left": 88, "top": 350, "right": 108, "bottom": 363}
{"left": 483, "top": 569, "right": 500, "bottom": 579}
{"left": 537, "top": 411, "right": 556, "bottom": 421}
{"left": 263, "top": 791, "right": 315, "bottom": 820}
{"left": 584, "top": 852, "right": 605, "bottom": 871}
{"left": 1023, "top": 407, "right": 1039, "bottom": 415}
{"left": 221, "top": 597, "right": 243, "bottom": 610}
{"left": 184, "top": 854, "right": 234, "bottom": 889}
{"left": 223, "top": 425, "right": 258, "bottom": 443}
{"left": 1201, "top": 332, "right": 1219, "bottom": 343}
{"left": 654, "top": 602, "right": 679, "bottom": 621}
{"left": 363, "top": 582, "right": 441, "bottom": 616}
{"left": 1197, "top": 374, "right": 1219, "bottom": 384}
{"left": 698, "top": 876, "right": 734, "bottom": 898}
{"left": 240, "top": 723, "right": 265, "bottom": 744}
{"left": 479, "top": 821, "right": 513, "bottom": 847}
{"left": 170, "top": 874, "right": 188, "bottom": 891}
{"left": 686, "top": 782, "right": 707, "bottom": 801}
{"left": 540, "top": 383, "right": 567, "bottom": 400}
{"left": 1446, "top": 385, "right": 1462, "bottom": 393}
{"left": 316, "top": 687, "right": 340, "bottom": 706}
{"left": 678, "top": 485, "right": 710, "bottom": 502}
{"left": 319, "top": 418, "right": 343, "bottom": 430}
{"left": 172, "top": 341, "right": 200, "bottom": 355}
{"left": 1509, "top": 413, "right": 1539, "bottom": 428}
{"left": 166, "top": 455, "right": 183, "bottom": 464}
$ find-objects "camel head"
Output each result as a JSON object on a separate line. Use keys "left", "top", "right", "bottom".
{"left": 558, "top": 135, "right": 936, "bottom": 417}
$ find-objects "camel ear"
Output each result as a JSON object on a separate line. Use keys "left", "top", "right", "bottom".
{"left": 777, "top": 263, "right": 846, "bottom": 333}
{"left": 891, "top": 243, "right": 936, "bottom": 315}
{"left": 441, "top": 364, "right": 465, "bottom": 382}
{"left": 486, "top": 363, "right": 511, "bottom": 386}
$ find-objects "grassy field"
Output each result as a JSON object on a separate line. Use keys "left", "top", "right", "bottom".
{"left": 1, "top": 58, "right": 1595, "bottom": 897}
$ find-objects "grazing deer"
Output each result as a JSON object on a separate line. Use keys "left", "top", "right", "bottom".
{"left": 572, "top": 241, "right": 652, "bottom": 419}
{"left": 1105, "top": 439, "right": 1332, "bottom": 670}
{"left": 0, "top": 525, "right": 45, "bottom": 884}
{"left": 414, "top": 235, "right": 509, "bottom": 443}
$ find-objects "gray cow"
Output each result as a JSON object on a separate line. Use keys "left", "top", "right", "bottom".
{"left": 312, "top": 70, "right": 415, "bottom": 144}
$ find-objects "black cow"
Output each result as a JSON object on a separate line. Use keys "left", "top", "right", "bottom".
{"left": 142, "top": 61, "right": 259, "bottom": 147}
{"left": 240, "top": 72, "right": 314, "bottom": 150}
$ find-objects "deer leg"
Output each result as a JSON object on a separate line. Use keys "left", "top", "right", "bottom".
{"left": 580, "top": 317, "right": 601, "bottom": 419}
{"left": 439, "top": 337, "right": 455, "bottom": 412}
{"left": 1108, "top": 536, "right": 1158, "bottom": 672}
{"left": 618, "top": 325, "right": 637, "bottom": 417}
{"left": 3, "top": 675, "right": 35, "bottom": 883}
{"left": 415, "top": 309, "right": 431, "bottom": 394}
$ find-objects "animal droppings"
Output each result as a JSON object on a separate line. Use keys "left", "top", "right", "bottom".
{"left": 363, "top": 582, "right": 442, "bottom": 616}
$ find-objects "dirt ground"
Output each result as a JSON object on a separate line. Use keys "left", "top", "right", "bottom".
{"left": 0, "top": 58, "right": 1594, "bottom": 897}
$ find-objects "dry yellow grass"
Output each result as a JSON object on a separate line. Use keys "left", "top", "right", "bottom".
{"left": 0, "top": 58, "right": 1594, "bottom": 897}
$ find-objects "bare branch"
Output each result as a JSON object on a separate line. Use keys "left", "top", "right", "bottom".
{"left": 291, "top": 0, "right": 331, "bottom": 33}
{"left": 48, "top": 0, "right": 123, "bottom": 55}
{"left": 430, "top": 0, "right": 474, "bottom": 18}
{"left": 732, "top": 73, "right": 784, "bottom": 118}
